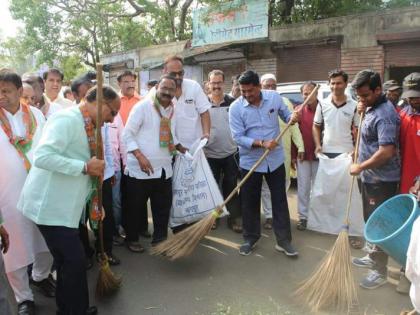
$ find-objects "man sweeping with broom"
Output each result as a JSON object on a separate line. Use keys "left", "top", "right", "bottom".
{"left": 350, "top": 69, "right": 401, "bottom": 289}
{"left": 229, "top": 70, "right": 299, "bottom": 257}
{"left": 18, "top": 84, "right": 121, "bottom": 315}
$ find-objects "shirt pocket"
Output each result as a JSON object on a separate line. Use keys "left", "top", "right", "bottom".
{"left": 183, "top": 100, "right": 198, "bottom": 119}
{"left": 266, "top": 108, "right": 279, "bottom": 128}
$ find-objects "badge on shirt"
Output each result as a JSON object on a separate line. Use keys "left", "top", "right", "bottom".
{"left": 417, "top": 130, "right": 420, "bottom": 136}
{"left": 185, "top": 99, "right": 194, "bottom": 104}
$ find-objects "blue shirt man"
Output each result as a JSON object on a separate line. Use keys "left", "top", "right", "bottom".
{"left": 350, "top": 69, "right": 400, "bottom": 290}
{"left": 228, "top": 70, "right": 299, "bottom": 257}
{"left": 229, "top": 89, "right": 291, "bottom": 172}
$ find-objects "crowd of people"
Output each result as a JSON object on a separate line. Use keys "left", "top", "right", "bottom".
{"left": 0, "top": 54, "right": 419, "bottom": 315}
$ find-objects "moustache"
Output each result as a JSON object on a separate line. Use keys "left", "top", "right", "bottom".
{"left": 212, "top": 87, "right": 221, "bottom": 91}
{"left": 160, "top": 93, "right": 172, "bottom": 99}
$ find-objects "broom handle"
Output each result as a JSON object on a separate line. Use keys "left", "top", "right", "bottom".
{"left": 95, "top": 63, "right": 106, "bottom": 255}
{"left": 344, "top": 110, "right": 364, "bottom": 225}
{"left": 217, "top": 84, "right": 320, "bottom": 212}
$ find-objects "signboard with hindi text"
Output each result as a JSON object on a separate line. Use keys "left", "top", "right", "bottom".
{"left": 192, "top": 0, "right": 269, "bottom": 47}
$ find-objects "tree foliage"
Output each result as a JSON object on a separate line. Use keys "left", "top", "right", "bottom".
{"left": 9, "top": 0, "right": 201, "bottom": 69}
{"left": 6, "top": 0, "right": 419, "bottom": 77}
{"left": 269, "top": 0, "right": 419, "bottom": 25}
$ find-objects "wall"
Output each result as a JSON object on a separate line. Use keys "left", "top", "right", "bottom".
{"left": 270, "top": 7, "right": 420, "bottom": 49}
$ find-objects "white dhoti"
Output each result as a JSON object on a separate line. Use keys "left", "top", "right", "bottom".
{"left": 0, "top": 106, "right": 52, "bottom": 302}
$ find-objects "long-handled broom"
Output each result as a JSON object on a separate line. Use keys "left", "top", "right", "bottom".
{"left": 294, "top": 111, "right": 365, "bottom": 313}
{"left": 151, "top": 85, "right": 320, "bottom": 260}
{"left": 95, "top": 64, "right": 122, "bottom": 297}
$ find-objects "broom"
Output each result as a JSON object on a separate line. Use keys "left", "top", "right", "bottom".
{"left": 294, "top": 111, "right": 365, "bottom": 313}
{"left": 151, "top": 84, "right": 320, "bottom": 260}
{"left": 95, "top": 63, "right": 122, "bottom": 297}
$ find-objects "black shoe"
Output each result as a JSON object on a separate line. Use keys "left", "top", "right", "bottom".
{"left": 151, "top": 237, "right": 166, "bottom": 247}
{"left": 297, "top": 219, "right": 307, "bottom": 231}
{"left": 18, "top": 300, "right": 35, "bottom": 315}
{"left": 239, "top": 242, "right": 256, "bottom": 256}
{"left": 96, "top": 252, "right": 121, "bottom": 266}
{"left": 86, "top": 306, "right": 98, "bottom": 315}
{"left": 139, "top": 230, "right": 152, "bottom": 238}
{"left": 275, "top": 241, "right": 299, "bottom": 257}
{"left": 30, "top": 277, "right": 56, "bottom": 297}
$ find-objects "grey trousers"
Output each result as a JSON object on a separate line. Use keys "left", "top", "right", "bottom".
{"left": 0, "top": 255, "right": 17, "bottom": 315}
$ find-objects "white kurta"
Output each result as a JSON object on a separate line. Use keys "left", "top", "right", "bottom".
{"left": 0, "top": 105, "right": 49, "bottom": 273}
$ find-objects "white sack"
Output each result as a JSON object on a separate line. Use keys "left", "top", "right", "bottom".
{"left": 307, "top": 153, "right": 364, "bottom": 236}
{"left": 169, "top": 139, "right": 228, "bottom": 227}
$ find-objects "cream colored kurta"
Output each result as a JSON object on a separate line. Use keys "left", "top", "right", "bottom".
{"left": 0, "top": 105, "right": 49, "bottom": 273}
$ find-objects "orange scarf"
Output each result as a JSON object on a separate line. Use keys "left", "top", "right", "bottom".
{"left": 0, "top": 104, "right": 37, "bottom": 171}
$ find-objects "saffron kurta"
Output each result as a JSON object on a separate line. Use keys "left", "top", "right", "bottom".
{"left": 0, "top": 105, "right": 49, "bottom": 273}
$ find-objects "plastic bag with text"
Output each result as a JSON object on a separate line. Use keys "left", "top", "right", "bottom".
{"left": 169, "top": 138, "right": 228, "bottom": 227}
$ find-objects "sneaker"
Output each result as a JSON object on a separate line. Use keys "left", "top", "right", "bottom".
{"left": 296, "top": 219, "right": 307, "bottom": 231}
{"left": 239, "top": 242, "right": 256, "bottom": 256}
{"left": 275, "top": 241, "right": 298, "bottom": 257}
{"left": 360, "top": 270, "right": 387, "bottom": 289}
{"left": 352, "top": 255, "right": 376, "bottom": 268}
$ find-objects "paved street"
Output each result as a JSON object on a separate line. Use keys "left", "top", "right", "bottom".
{"left": 33, "top": 188, "right": 412, "bottom": 315}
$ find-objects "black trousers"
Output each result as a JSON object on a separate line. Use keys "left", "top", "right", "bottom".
{"left": 207, "top": 153, "right": 241, "bottom": 224}
{"left": 240, "top": 164, "right": 292, "bottom": 244}
{"left": 125, "top": 170, "right": 172, "bottom": 243}
{"left": 38, "top": 225, "right": 89, "bottom": 315}
{"left": 94, "top": 177, "right": 115, "bottom": 255}
{"left": 359, "top": 180, "right": 399, "bottom": 273}
{"left": 79, "top": 214, "right": 94, "bottom": 259}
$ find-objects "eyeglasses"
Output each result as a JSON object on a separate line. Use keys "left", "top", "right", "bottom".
{"left": 168, "top": 70, "right": 184, "bottom": 77}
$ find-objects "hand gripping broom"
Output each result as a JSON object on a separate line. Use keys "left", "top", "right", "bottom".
{"left": 151, "top": 85, "right": 320, "bottom": 260}
{"left": 294, "top": 111, "right": 365, "bottom": 314}
{"left": 95, "top": 64, "right": 122, "bottom": 297}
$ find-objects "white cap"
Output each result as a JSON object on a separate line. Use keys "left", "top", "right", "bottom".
{"left": 260, "top": 73, "right": 277, "bottom": 83}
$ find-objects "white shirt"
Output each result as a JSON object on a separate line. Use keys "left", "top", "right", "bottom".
{"left": 172, "top": 79, "right": 211, "bottom": 148}
{"left": 45, "top": 102, "right": 63, "bottom": 119}
{"left": 45, "top": 94, "right": 74, "bottom": 109}
{"left": 123, "top": 98, "right": 177, "bottom": 180}
{"left": 102, "top": 124, "right": 115, "bottom": 180}
{"left": 108, "top": 113, "right": 127, "bottom": 171}
{"left": 314, "top": 95, "right": 359, "bottom": 153}
{"left": 407, "top": 217, "right": 420, "bottom": 312}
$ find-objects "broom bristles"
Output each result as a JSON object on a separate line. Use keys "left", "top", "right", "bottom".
{"left": 150, "top": 211, "right": 218, "bottom": 260}
{"left": 96, "top": 256, "right": 122, "bottom": 297}
{"left": 295, "top": 230, "right": 358, "bottom": 313}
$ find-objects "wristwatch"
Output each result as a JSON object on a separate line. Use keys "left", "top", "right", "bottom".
{"left": 82, "top": 163, "right": 88, "bottom": 175}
